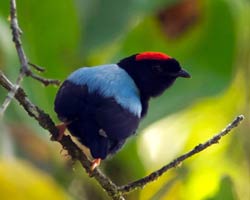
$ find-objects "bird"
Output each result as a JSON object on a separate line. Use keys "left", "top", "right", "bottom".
{"left": 54, "top": 51, "right": 190, "bottom": 171}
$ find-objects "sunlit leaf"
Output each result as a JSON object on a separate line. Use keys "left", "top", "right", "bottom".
{"left": 0, "top": 159, "right": 70, "bottom": 200}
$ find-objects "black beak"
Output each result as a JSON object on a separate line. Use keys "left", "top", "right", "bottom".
{"left": 177, "top": 69, "right": 191, "bottom": 78}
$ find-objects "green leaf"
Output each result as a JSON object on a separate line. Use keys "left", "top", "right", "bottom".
{"left": 77, "top": 0, "right": 176, "bottom": 55}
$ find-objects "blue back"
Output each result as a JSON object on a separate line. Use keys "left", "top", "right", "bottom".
{"left": 67, "top": 64, "right": 142, "bottom": 117}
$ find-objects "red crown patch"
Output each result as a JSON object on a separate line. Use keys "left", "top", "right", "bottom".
{"left": 135, "top": 52, "right": 171, "bottom": 61}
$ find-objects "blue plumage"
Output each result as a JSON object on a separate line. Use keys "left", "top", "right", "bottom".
{"left": 67, "top": 64, "right": 142, "bottom": 117}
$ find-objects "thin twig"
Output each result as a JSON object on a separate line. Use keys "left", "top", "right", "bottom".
{"left": 118, "top": 115, "right": 244, "bottom": 194}
{"left": 0, "top": 70, "right": 19, "bottom": 118}
{"left": 28, "top": 62, "right": 61, "bottom": 86}
{"left": 29, "top": 73, "right": 61, "bottom": 86}
{"left": 28, "top": 62, "right": 46, "bottom": 72}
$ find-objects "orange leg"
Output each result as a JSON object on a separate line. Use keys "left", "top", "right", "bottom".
{"left": 56, "top": 123, "right": 68, "bottom": 141}
{"left": 90, "top": 158, "right": 101, "bottom": 172}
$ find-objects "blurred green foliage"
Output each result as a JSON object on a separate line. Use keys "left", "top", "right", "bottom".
{"left": 0, "top": 0, "right": 249, "bottom": 200}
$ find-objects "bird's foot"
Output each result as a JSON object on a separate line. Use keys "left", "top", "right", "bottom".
{"left": 56, "top": 123, "right": 68, "bottom": 141}
{"left": 90, "top": 158, "right": 101, "bottom": 172}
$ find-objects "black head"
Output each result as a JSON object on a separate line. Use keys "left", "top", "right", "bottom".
{"left": 118, "top": 52, "right": 190, "bottom": 99}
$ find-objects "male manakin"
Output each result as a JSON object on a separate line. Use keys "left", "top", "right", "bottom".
{"left": 54, "top": 51, "right": 191, "bottom": 171}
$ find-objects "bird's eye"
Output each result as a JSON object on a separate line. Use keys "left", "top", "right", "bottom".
{"left": 152, "top": 65, "right": 163, "bottom": 73}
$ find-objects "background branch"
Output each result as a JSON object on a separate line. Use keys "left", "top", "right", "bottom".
{"left": 118, "top": 115, "right": 244, "bottom": 194}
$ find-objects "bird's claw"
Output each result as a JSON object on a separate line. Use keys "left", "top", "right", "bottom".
{"left": 89, "top": 158, "right": 101, "bottom": 175}
{"left": 56, "top": 123, "right": 67, "bottom": 141}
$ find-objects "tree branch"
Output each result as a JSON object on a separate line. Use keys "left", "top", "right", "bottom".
{"left": 0, "top": 71, "right": 124, "bottom": 200}
{"left": 29, "top": 73, "right": 61, "bottom": 86}
{"left": 118, "top": 115, "right": 244, "bottom": 194}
